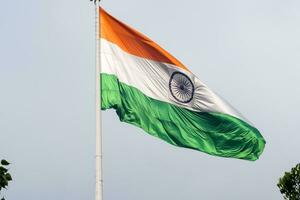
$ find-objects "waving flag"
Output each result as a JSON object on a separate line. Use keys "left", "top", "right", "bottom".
{"left": 100, "top": 8, "right": 265, "bottom": 160}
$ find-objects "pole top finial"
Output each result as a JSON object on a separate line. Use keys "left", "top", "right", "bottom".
{"left": 90, "top": 0, "right": 101, "bottom": 4}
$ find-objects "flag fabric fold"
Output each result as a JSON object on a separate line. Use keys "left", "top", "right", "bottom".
{"left": 99, "top": 8, "right": 265, "bottom": 161}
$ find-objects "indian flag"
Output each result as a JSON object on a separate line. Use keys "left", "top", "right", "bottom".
{"left": 100, "top": 8, "right": 265, "bottom": 161}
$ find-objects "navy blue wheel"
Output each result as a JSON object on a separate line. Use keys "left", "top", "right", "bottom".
{"left": 169, "top": 71, "right": 194, "bottom": 103}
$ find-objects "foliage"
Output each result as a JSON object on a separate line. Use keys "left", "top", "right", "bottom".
{"left": 0, "top": 160, "right": 12, "bottom": 200}
{"left": 278, "top": 163, "right": 300, "bottom": 200}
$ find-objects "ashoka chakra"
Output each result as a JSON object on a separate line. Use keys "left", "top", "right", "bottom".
{"left": 169, "top": 71, "right": 194, "bottom": 103}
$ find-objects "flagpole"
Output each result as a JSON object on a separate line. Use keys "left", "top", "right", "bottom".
{"left": 95, "top": 0, "right": 103, "bottom": 200}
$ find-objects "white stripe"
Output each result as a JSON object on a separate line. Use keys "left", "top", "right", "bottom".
{"left": 101, "top": 38, "right": 245, "bottom": 121}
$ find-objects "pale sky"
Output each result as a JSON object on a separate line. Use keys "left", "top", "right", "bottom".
{"left": 1, "top": 0, "right": 300, "bottom": 199}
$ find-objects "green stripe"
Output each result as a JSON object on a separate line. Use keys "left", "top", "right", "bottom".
{"left": 101, "top": 73, "right": 265, "bottom": 161}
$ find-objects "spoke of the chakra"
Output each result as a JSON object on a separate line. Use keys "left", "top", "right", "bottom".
{"left": 174, "top": 80, "right": 180, "bottom": 86}
{"left": 179, "top": 76, "right": 184, "bottom": 84}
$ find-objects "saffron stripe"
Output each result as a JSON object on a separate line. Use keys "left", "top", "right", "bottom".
{"left": 100, "top": 8, "right": 189, "bottom": 71}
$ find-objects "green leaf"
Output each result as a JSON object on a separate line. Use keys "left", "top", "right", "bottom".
{"left": 0, "top": 160, "right": 9, "bottom": 166}
{"left": 5, "top": 173, "right": 12, "bottom": 181}
{"left": 0, "top": 167, "right": 7, "bottom": 173}
{"left": 0, "top": 177, "right": 7, "bottom": 188}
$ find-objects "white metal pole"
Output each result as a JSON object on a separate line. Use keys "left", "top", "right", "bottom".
{"left": 95, "top": 1, "right": 103, "bottom": 200}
